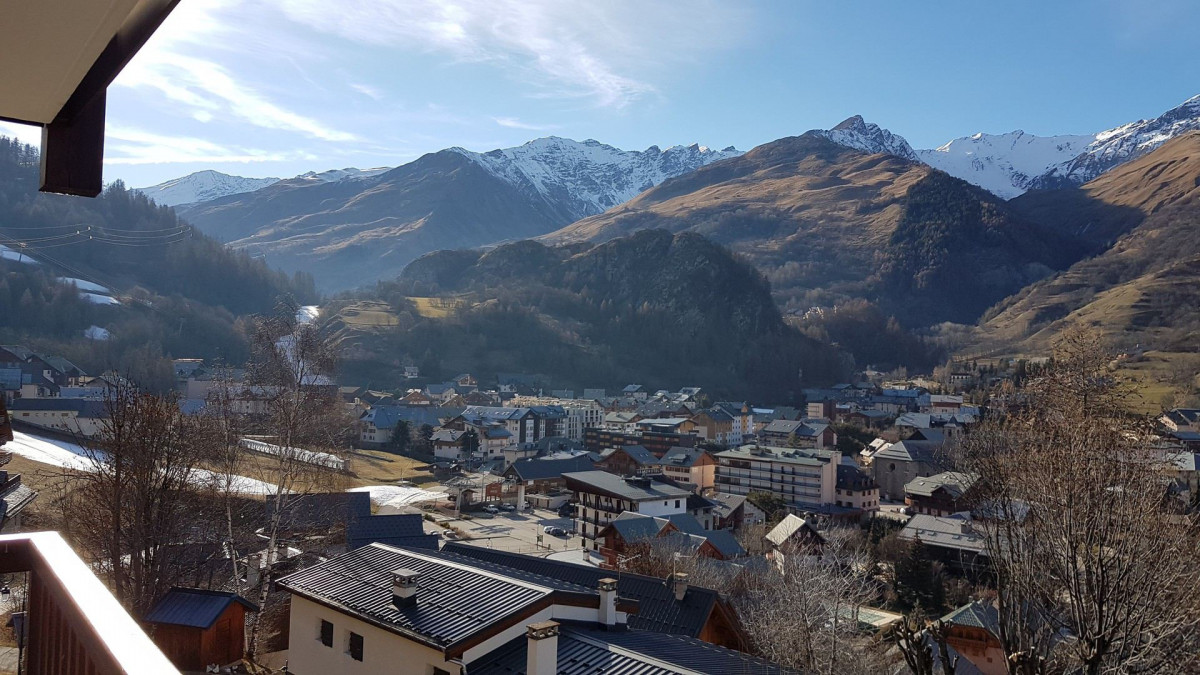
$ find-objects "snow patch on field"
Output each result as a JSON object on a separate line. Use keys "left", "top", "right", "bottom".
{"left": 7, "top": 431, "right": 279, "bottom": 495}
{"left": 80, "top": 292, "right": 119, "bottom": 305}
{"left": 84, "top": 325, "right": 110, "bottom": 340}
{"left": 350, "top": 485, "right": 449, "bottom": 510}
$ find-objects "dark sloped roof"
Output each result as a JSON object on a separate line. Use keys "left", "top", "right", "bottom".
{"left": 267, "top": 491, "right": 372, "bottom": 533}
{"left": 440, "top": 543, "right": 721, "bottom": 638}
{"left": 279, "top": 544, "right": 582, "bottom": 649}
{"left": 941, "top": 601, "right": 1000, "bottom": 637}
{"left": 661, "top": 446, "right": 705, "bottom": 467}
{"left": 505, "top": 455, "right": 595, "bottom": 481}
{"left": 562, "top": 471, "right": 691, "bottom": 501}
{"left": 347, "top": 513, "right": 439, "bottom": 552}
{"left": 10, "top": 398, "right": 106, "bottom": 417}
{"left": 616, "top": 444, "right": 662, "bottom": 466}
{"left": 470, "top": 624, "right": 799, "bottom": 675}
{"left": 144, "top": 588, "right": 257, "bottom": 629}
{"left": 1, "top": 482, "right": 36, "bottom": 521}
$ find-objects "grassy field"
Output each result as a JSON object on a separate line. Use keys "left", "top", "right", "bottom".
{"left": 346, "top": 449, "right": 437, "bottom": 487}
{"left": 1118, "top": 350, "right": 1200, "bottom": 415}
{"left": 338, "top": 300, "right": 400, "bottom": 327}
{"left": 407, "top": 296, "right": 471, "bottom": 318}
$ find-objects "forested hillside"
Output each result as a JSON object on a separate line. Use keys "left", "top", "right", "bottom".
{"left": 329, "top": 230, "right": 848, "bottom": 401}
{"left": 0, "top": 137, "right": 316, "bottom": 388}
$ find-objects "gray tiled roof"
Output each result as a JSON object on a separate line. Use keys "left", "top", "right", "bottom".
{"left": 440, "top": 544, "right": 722, "bottom": 638}
{"left": 347, "top": 513, "right": 439, "bottom": 552}
{"left": 505, "top": 455, "right": 596, "bottom": 481}
{"left": 562, "top": 471, "right": 692, "bottom": 501}
{"left": 470, "top": 625, "right": 799, "bottom": 675}
{"left": 278, "top": 544, "right": 588, "bottom": 650}
{"left": 904, "top": 471, "right": 976, "bottom": 498}
{"left": 899, "top": 515, "right": 986, "bottom": 554}
{"left": 715, "top": 445, "right": 837, "bottom": 467}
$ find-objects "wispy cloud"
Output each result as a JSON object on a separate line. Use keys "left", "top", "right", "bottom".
{"left": 350, "top": 83, "right": 385, "bottom": 100}
{"left": 493, "top": 116, "right": 559, "bottom": 131}
{"left": 104, "top": 126, "right": 305, "bottom": 166}
{"left": 270, "top": 0, "right": 740, "bottom": 108}
{"left": 0, "top": 121, "right": 42, "bottom": 147}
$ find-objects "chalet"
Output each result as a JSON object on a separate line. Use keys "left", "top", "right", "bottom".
{"left": 925, "top": 394, "right": 964, "bottom": 413}
{"left": 431, "top": 428, "right": 470, "bottom": 461}
{"left": 357, "top": 405, "right": 452, "bottom": 449}
{"left": 145, "top": 588, "right": 257, "bottom": 672}
{"left": 597, "top": 512, "right": 745, "bottom": 568}
{"left": 603, "top": 411, "right": 643, "bottom": 432}
{"left": 563, "top": 471, "right": 693, "bottom": 551}
{"left": 635, "top": 417, "right": 697, "bottom": 436}
{"left": 441, "top": 543, "right": 753, "bottom": 651}
{"left": 710, "top": 493, "right": 748, "bottom": 530}
{"left": 764, "top": 514, "right": 825, "bottom": 571}
{"left": 595, "top": 444, "right": 663, "bottom": 476}
{"left": 898, "top": 514, "right": 989, "bottom": 574}
{"left": 502, "top": 455, "right": 597, "bottom": 494}
{"left": 659, "top": 446, "right": 717, "bottom": 492}
{"left": 834, "top": 464, "right": 879, "bottom": 519}
{"left": 622, "top": 384, "right": 648, "bottom": 401}
{"left": 713, "top": 401, "right": 755, "bottom": 445}
{"left": 398, "top": 389, "right": 432, "bottom": 406}
{"left": 691, "top": 408, "right": 735, "bottom": 445}
{"left": 277, "top": 544, "right": 793, "bottom": 674}
{"left": 905, "top": 471, "right": 978, "bottom": 516}
{"left": 758, "top": 419, "right": 835, "bottom": 449}
{"left": 938, "top": 602, "right": 1005, "bottom": 675}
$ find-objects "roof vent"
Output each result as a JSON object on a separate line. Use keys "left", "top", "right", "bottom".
{"left": 392, "top": 568, "right": 419, "bottom": 607}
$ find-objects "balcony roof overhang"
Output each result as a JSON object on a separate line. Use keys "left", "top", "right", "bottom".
{"left": 0, "top": 0, "right": 180, "bottom": 197}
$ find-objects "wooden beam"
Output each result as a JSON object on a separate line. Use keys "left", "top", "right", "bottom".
{"left": 40, "top": 0, "right": 181, "bottom": 197}
{"left": 40, "top": 90, "right": 105, "bottom": 197}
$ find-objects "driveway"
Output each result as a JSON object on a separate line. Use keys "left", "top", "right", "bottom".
{"left": 438, "top": 506, "right": 581, "bottom": 555}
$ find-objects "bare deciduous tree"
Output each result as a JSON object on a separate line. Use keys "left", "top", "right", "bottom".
{"left": 66, "top": 384, "right": 215, "bottom": 616}
{"left": 953, "top": 329, "right": 1200, "bottom": 675}
{"left": 239, "top": 301, "right": 353, "bottom": 658}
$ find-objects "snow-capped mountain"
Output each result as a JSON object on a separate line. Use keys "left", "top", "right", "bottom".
{"left": 918, "top": 131, "right": 1094, "bottom": 199}
{"left": 1033, "top": 94, "right": 1200, "bottom": 187}
{"left": 811, "top": 94, "right": 1200, "bottom": 199}
{"left": 812, "top": 115, "right": 918, "bottom": 161}
{"left": 134, "top": 170, "right": 280, "bottom": 207}
{"left": 449, "top": 137, "right": 742, "bottom": 221}
{"left": 296, "top": 167, "right": 392, "bottom": 183}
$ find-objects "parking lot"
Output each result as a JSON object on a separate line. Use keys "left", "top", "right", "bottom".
{"left": 428, "top": 505, "right": 583, "bottom": 555}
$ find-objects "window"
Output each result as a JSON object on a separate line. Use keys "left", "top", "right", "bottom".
{"left": 348, "top": 631, "right": 364, "bottom": 661}
{"left": 319, "top": 620, "right": 333, "bottom": 647}
{"left": 675, "top": 500, "right": 680, "bottom": 508}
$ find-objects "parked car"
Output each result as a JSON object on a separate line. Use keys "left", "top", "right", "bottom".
{"left": 442, "top": 531, "right": 458, "bottom": 540}
{"left": 557, "top": 504, "right": 574, "bottom": 517}
{"left": 483, "top": 505, "right": 499, "bottom": 514}
{"left": 500, "top": 503, "right": 516, "bottom": 511}
{"left": 544, "top": 526, "right": 567, "bottom": 537}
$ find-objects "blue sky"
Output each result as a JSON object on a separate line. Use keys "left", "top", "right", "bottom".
{"left": 3, "top": 0, "right": 1198, "bottom": 187}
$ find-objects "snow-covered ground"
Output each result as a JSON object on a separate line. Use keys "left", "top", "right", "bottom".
{"left": 350, "top": 485, "right": 449, "bottom": 510}
{"left": 83, "top": 325, "right": 111, "bottom": 340}
{"left": 58, "top": 277, "right": 111, "bottom": 294}
{"left": 295, "top": 305, "right": 320, "bottom": 324}
{"left": 6, "top": 431, "right": 279, "bottom": 495}
{"left": 80, "top": 292, "right": 119, "bottom": 305}
{"left": 0, "top": 244, "right": 39, "bottom": 265}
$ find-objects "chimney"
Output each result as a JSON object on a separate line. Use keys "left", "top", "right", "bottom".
{"left": 671, "top": 572, "right": 689, "bottom": 602}
{"left": 525, "top": 620, "right": 559, "bottom": 675}
{"left": 392, "top": 568, "right": 419, "bottom": 608}
{"left": 597, "top": 577, "right": 618, "bottom": 627}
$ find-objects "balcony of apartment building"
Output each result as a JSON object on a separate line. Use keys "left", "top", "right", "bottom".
{"left": 0, "top": 532, "right": 178, "bottom": 675}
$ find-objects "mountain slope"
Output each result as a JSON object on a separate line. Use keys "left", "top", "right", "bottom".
{"left": 1033, "top": 94, "right": 1200, "bottom": 188}
{"left": 179, "top": 137, "right": 739, "bottom": 292}
{"left": 979, "top": 132, "right": 1200, "bottom": 352}
{"left": 339, "top": 229, "right": 846, "bottom": 400}
{"left": 135, "top": 170, "right": 280, "bottom": 207}
{"left": 917, "top": 132, "right": 1094, "bottom": 200}
{"left": 545, "top": 133, "right": 1075, "bottom": 325}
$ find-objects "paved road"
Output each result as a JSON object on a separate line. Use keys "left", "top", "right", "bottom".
{"left": 434, "top": 506, "right": 582, "bottom": 555}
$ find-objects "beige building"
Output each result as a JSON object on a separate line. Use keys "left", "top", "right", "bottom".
{"left": 713, "top": 444, "right": 840, "bottom": 508}
{"left": 277, "top": 543, "right": 788, "bottom": 674}
{"left": 562, "top": 471, "right": 693, "bottom": 551}
{"left": 10, "top": 398, "right": 106, "bottom": 437}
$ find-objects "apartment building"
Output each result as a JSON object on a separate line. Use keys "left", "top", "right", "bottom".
{"left": 713, "top": 444, "right": 840, "bottom": 510}
{"left": 562, "top": 471, "right": 693, "bottom": 551}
